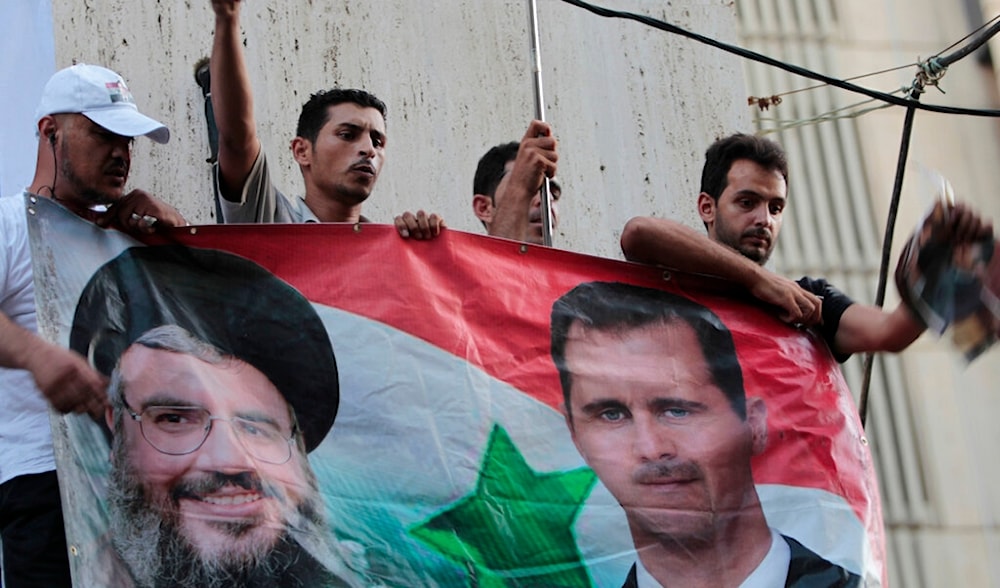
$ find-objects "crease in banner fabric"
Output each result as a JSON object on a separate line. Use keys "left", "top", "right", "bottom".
{"left": 26, "top": 195, "right": 882, "bottom": 587}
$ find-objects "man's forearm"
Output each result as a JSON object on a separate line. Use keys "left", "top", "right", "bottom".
{"left": 487, "top": 188, "right": 532, "bottom": 242}
{"left": 210, "top": 4, "right": 260, "bottom": 200}
{"left": 621, "top": 216, "right": 823, "bottom": 326}
{"left": 0, "top": 311, "right": 32, "bottom": 371}
{"left": 833, "top": 302, "right": 925, "bottom": 355}
{"left": 211, "top": 13, "right": 255, "bottom": 149}
{"left": 1, "top": 311, "right": 109, "bottom": 416}
{"left": 621, "top": 216, "right": 762, "bottom": 286}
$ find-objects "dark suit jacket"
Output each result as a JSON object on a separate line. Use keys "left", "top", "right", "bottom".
{"left": 621, "top": 534, "right": 862, "bottom": 587}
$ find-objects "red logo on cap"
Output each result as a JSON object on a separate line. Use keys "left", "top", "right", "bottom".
{"left": 105, "top": 81, "right": 135, "bottom": 105}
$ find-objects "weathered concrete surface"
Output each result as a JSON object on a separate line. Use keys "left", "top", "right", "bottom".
{"left": 52, "top": 0, "right": 748, "bottom": 258}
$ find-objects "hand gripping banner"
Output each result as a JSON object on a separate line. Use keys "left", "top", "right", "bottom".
{"left": 26, "top": 195, "right": 882, "bottom": 587}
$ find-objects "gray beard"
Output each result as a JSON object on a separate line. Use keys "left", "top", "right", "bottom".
{"left": 107, "top": 448, "right": 354, "bottom": 588}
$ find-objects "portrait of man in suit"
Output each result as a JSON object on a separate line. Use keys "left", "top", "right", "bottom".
{"left": 551, "top": 281, "right": 860, "bottom": 588}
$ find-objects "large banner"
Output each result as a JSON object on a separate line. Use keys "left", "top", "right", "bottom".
{"left": 28, "top": 195, "right": 882, "bottom": 587}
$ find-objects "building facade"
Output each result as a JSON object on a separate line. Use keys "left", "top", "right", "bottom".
{"left": 738, "top": 0, "right": 1000, "bottom": 585}
{"left": 4, "top": 1, "right": 998, "bottom": 585}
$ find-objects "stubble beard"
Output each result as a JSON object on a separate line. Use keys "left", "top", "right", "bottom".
{"left": 58, "top": 142, "right": 122, "bottom": 207}
{"left": 334, "top": 180, "right": 373, "bottom": 207}
{"left": 714, "top": 218, "right": 773, "bottom": 266}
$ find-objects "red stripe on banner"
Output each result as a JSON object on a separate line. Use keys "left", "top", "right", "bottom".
{"left": 146, "top": 224, "right": 873, "bottom": 520}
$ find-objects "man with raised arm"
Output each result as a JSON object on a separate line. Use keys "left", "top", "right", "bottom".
{"left": 620, "top": 133, "right": 993, "bottom": 360}
{"left": 209, "top": 0, "right": 442, "bottom": 239}
{"left": 472, "top": 120, "right": 561, "bottom": 244}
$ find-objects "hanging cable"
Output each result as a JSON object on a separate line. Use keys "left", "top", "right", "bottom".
{"left": 858, "top": 105, "right": 917, "bottom": 428}
{"left": 754, "top": 99, "right": 895, "bottom": 134}
{"left": 558, "top": 0, "right": 1000, "bottom": 117}
{"left": 934, "top": 12, "right": 1000, "bottom": 57}
{"left": 759, "top": 62, "right": 919, "bottom": 102}
{"left": 557, "top": 0, "right": 1000, "bottom": 427}
{"left": 747, "top": 18, "right": 997, "bottom": 127}
{"left": 855, "top": 15, "right": 1000, "bottom": 426}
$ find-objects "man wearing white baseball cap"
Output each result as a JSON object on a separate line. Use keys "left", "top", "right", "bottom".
{"left": 35, "top": 63, "right": 171, "bottom": 145}
{"left": 0, "top": 62, "right": 186, "bottom": 587}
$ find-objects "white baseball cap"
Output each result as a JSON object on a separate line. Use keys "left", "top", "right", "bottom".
{"left": 35, "top": 63, "right": 170, "bottom": 144}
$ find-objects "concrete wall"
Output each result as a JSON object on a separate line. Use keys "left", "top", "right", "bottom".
{"left": 40, "top": 1, "right": 1000, "bottom": 584}
{"left": 50, "top": 0, "right": 749, "bottom": 259}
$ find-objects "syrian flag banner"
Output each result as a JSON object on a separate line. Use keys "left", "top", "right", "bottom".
{"left": 27, "top": 195, "right": 883, "bottom": 587}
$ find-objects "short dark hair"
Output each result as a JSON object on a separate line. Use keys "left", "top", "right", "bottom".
{"left": 473, "top": 141, "right": 520, "bottom": 203}
{"left": 550, "top": 281, "right": 747, "bottom": 419}
{"left": 295, "top": 88, "right": 388, "bottom": 144}
{"left": 699, "top": 133, "right": 788, "bottom": 202}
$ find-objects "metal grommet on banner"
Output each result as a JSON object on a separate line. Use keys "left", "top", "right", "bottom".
{"left": 188, "top": 227, "right": 198, "bottom": 235}
{"left": 353, "top": 223, "right": 362, "bottom": 233}
{"left": 662, "top": 270, "right": 672, "bottom": 282}
{"left": 69, "top": 545, "right": 79, "bottom": 557}
{"left": 519, "top": 244, "right": 529, "bottom": 254}
{"left": 860, "top": 436, "right": 869, "bottom": 446}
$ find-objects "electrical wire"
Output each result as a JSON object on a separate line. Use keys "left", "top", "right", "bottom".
{"left": 933, "top": 11, "right": 1000, "bottom": 57}
{"left": 747, "top": 15, "right": 1000, "bottom": 127}
{"left": 555, "top": 0, "right": 1000, "bottom": 429}
{"left": 557, "top": 0, "right": 1000, "bottom": 117}
{"left": 755, "top": 101, "right": 894, "bottom": 133}
{"left": 769, "top": 63, "right": 919, "bottom": 100}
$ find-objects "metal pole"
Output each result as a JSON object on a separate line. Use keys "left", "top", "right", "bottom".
{"left": 857, "top": 21, "right": 1000, "bottom": 424}
{"left": 527, "top": 0, "right": 554, "bottom": 247}
{"left": 858, "top": 104, "right": 916, "bottom": 427}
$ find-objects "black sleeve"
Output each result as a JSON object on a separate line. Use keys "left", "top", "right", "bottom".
{"left": 796, "top": 276, "right": 855, "bottom": 363}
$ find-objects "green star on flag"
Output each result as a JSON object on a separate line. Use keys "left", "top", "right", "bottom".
{"left": 409, "top": 424, "right": 598, "bottom": 587}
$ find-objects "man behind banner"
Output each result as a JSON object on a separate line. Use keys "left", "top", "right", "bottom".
{"left": 209, "top": 0, "right": 442, "bottom": 239}
{"left": 472, "top": 120, "right": 562, "bottom": 244}
{"left": 620, "top": 133, "right": 994, "bottom": 361}
{"left": 69, "top": 246, "right": 361, "bottom": 588}
{"left": 0, "top": 63, "right": 185, "bottom": 587}
{"left": 551, "top": 281, "right": 860, "bottom": 588}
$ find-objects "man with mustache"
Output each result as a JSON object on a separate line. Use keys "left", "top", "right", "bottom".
{"left": 0, "top": 63, "right": 184, "bottom": 587}
{"left": 620, "top": 133, "right": 993, "bottom": 361}
{"left": 472, "top": 120, "right": 562, "bottom": 245}
{"left": 550, "top": 281, "right": 860, "bottom": 587}
{"left": 70, "top": 246, "right": 361, "bottom": 588}
{"left": 209, "top": 0, "right": 442, "bottom": 239}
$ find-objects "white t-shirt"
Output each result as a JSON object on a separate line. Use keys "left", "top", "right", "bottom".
{"left": 0, "top": 192, "right": 55, "bottom": 485}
